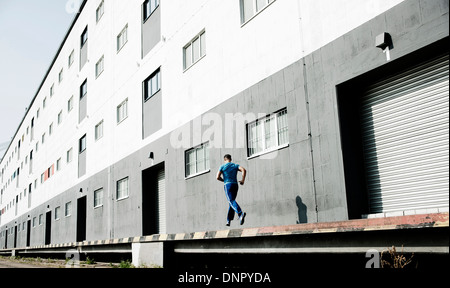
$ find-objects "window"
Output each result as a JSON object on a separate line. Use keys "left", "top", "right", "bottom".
{"left": 94, "top": 188, "right": 103, "bottom": 208}
{"left": 41, "top": 173, "right": 44, "bottom": 184}
{"left": 59, "top": 68, "right": 64, "bottom": 83}
{"left": 95, "top": 56, "right": 104, "bottom": 78}
{"left": 58, "top": 111, "right": 63, "bottom": 125}
{"left": 55, "top": 206, "right": 61, "bottom": 220}
{"left": 49, "top": 123, "right": 53, "bottom": 136}
{"left": 33, "top": 217, "right": 36, "bottom": 227}
{"left": 183, "top": 31, "right": 206, "bottom": 70}
{"left": 143, "top": 0, "right": 159, "bottom": 21}
{"left": 42, "top": 133, "right": 46, "bottom": 145}
{"left": 56, "top": 158, "right": 62, "bottom": 171}
{"left": 39, "top": 214, "right": 43, "bottom": 225}
{"left": 96, "top": 0, "right": 104, "bottom": 23}
{"left": 80, "top": 80, "right": 87, "bottom": 99}
{"left": 68, "top": 96, "right": 74, "bottom": 112}
{"left": 185, "top": 142, "right": 210, "bottom": 178}
{"left": 43, "top": 97, "right": 47, "bottom": 109}
{"left": 247, "top": 108, "right": 289, "bottom": 158}
{"left": 117, "top": 24, "right": 128, "bottom": 52}
{"left": 79, "top": 135, "right": 87, "bottom": 153}
{"left": 51, "top": 83, "right": 55, "bottom": 96}
{"left": 144, "top": 68, "right": 161, "bottom": 101}
{"left": 81, "top": 26, "right": 88, "bottom": 48}
{"left": 240, "top": 0, "right": 275, "bottom": 24}
{"left": 95, "top": 120, "right": 104, "bottom": 141}
{"left": 117, "top": 99, "right": 128, "bottom": 124}
{"left": 65, "top": 202, "right": 72, "bottom": 217}
{"left": 68, "top": 50, "right": 75, "bottom": 67}
{"left": 67, "top": 148, "right": 73, "bottom": 163}
{"left": 116, "top": 177, "right": 129, "bottom": 200}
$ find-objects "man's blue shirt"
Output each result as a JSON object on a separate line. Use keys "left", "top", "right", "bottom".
{"left": 220, "top": 163, "right": 240, "bottom": 184}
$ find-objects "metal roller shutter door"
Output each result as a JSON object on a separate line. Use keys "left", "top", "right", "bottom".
{"left": 361, "top": 55, "right": 449, "bottom": 214}
{"left": 157, "top": 168, "right": 166, "bottom": 234}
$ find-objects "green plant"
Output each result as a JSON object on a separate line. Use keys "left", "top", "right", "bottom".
{"left": 118, "top": 259, "right": 134, "bottom": 268}
{"left": 85, "top": 257, "right": 96, "bottom": 265}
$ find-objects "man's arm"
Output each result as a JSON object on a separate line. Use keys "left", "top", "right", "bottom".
{"left": 216, "top": 170, "right": 224, "bottom": 182}
{"left": 239, "top": 166, "right": 246, "bottom": 185}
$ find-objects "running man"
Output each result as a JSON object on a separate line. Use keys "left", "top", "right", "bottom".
{"left": 216, "top": 154, "right": 247, "bottom": 226}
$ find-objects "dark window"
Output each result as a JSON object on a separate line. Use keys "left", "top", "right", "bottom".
{"left": 80, "top": 79, "right": 87, "bottom": 99}
{"left": 79, "top": 135, "right": 87, "bottom": 153}
{"left": 81, "top": 26, "right": 88, "bottom": 48}
{"left": 144, "top": 68, "right": 161, "bottom": 101}
{"left": 143, "top": 0, "right": 159, "bottom": 22}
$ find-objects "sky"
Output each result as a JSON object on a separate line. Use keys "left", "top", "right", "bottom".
{"left": 0, "top": 0, "right": 81, "bottom": 160}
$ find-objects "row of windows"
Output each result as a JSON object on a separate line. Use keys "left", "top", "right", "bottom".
{"left": 1, "top": 176, "right": 130, "bottom": 234}
{"left": 184, "top": 108, "right": 289, "bottom": 178}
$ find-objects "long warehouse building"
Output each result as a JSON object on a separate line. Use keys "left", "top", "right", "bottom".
{"left": 0, "top": 0, "right": 448, "bottom": 264}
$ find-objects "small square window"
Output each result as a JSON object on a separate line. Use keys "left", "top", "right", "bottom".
{"left": 117, "top": 24, "right": 128, "bottom": 52}
{"left": 94, "top": 188, "right": 104, "bottom": 207}
{"left": 68, "top": 96, "right": 74, "bottom": 112}
{"left": 96, "top": 1, "right": 104, "bottom": 22}
{"left": 117, "top": 99, "right": 128, "bottom": 124}
{"left": 58, "top": 111, "right": 63, "bottom": 125}
{"left": 56, "top": 158, "right": 62, "bottom": 171}
{"left": 65, "top": 202, "right": 72, "bottom": 217}
{"left": 116, "top": 177, "right": 129, "bottom": 200}
{"left": 95, "top": 120, "right": 104, "bottom": 141}
{"left": 183, "top": 31, "right": 206, "bottom": 70}
{"left": 55, "top": 206, "right": 61, "bottom": 220}
{"left": 67, "top": 148, "right": 73, "bottom": 163}
{"left": 185, "top": 142, "right": 210, "bottom": 178}
{"left": 95, "top": 56, "right": 104, "bottom": 78}
{"left": 69, "top": 50, "right": 75, "bottom": 67}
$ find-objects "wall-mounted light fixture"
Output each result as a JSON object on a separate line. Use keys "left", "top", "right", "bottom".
{"left": 149, "top": 152, "right": 154, "bottom": 166}
{"left": 376, "top": 32, "right": 393, "bottom": 61}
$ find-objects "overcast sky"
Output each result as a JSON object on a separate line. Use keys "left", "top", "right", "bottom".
{"left": 0, "top": 0, "right": 81, "bottom": 159}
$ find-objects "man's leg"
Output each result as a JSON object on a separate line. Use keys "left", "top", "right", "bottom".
{"left": 225, "top": 184, "right": 242, "bottom": 223}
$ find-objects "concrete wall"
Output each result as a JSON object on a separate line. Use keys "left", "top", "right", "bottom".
{"left": 143, "top": 90, "right": 163, "bottom": 139}
{"left": 142, "top": 5, "right": 161, "bottom": 58}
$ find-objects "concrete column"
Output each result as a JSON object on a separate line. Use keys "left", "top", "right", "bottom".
{"left": 132, "top": 242, "right": 164, "bottom": 268}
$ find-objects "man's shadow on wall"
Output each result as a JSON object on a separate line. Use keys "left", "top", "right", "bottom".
{"left": 296, "top": 196, "right": 308, "bottom": 224}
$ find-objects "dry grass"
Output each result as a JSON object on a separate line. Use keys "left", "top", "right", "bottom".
{"left": 381, "top": 246, "right": 415, "bottom": 269}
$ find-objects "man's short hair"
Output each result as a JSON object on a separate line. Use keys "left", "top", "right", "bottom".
{"left": 224, "top": 154, "right": 232, "bottom": 161}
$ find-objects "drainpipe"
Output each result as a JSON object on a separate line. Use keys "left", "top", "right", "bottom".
{"left": 297, "top": 0, "right": 319, "bottom": 223}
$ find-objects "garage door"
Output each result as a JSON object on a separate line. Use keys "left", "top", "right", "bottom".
{"left": 157, "top": 168, "right": 166, "bottom": 234}
{"left": 361, "top": 54, "right": 449, "bottom": 214}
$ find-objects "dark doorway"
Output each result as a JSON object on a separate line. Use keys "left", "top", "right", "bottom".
{"left": 142, "top": 162, "right": 165, "bottom": 236}
{"left": 4, "top": 227, "right": 7, "bottom": 249}
{"left": 76, "top": 196, "right": 87, "bottom": 242}
{"left": 26, "top": 220, "right": 31, "bottom": 247}
{"left": 45, "top": 211, "right": 52, "bottom": 245}
{"left": 13, "top": 226, "right": 18, "bottom": 248}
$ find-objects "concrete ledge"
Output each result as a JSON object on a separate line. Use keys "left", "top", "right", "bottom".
{"left": 1, "top": 213, "right": 447, "bottom": 254}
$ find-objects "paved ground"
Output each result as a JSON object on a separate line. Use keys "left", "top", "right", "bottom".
{"left": 0, "top": 256, "right": 114, "bottom": 268}
{"left": 0, "top": 258, "right": 47, "bottom": 268}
